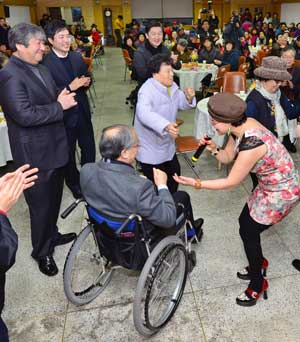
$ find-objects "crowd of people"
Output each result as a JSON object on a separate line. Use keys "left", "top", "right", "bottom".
{"left": 120, "top": 9, "right": 300, "bottom": 81}
{"left": 0, "top": 7, "right": 300, "bottom": 340}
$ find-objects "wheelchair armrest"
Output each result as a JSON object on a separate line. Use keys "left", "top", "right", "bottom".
{"left": 115, "top": 214, "right": 143, "bottom": 236}
{"left": 175, "top": 213, "right": 185, "bottom": 226}
{"left": 61, "top": 198, "right": 85, "bottom": 219}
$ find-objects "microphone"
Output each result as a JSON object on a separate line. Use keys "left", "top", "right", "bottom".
{"left": 191, "top": 136, "right": 212, "bottom": 162}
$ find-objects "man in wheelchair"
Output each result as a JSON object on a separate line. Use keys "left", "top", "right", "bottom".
{"left": 80, "top": 124, "right": 203, "bottom": 267}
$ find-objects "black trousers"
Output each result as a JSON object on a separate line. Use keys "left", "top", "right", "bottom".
{"left": 139, "top": 154, "right": 180, "bottom": 194}
{"left": 114, "top": 29, "right": 122, "bottom": 47}
{"left": 239, "top": 204, "right": 271, "bottom": 290}
{"left": 65, "top": 116, "right": 96, "bottom": 193}
{"left": 24, "top": 167, "right": 65, "bottom": 259}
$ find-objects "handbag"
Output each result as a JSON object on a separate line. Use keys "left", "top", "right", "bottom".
{"left": 0, "top": 215, "right": 18, "bottom": 272}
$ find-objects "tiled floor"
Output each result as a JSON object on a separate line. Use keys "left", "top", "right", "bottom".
{"left": 2, "top": 48, "right": 300, "bottom": 342}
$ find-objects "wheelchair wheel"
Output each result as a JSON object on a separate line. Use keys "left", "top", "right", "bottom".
{"left": 63, "top": 224, "right": 113, "bottom": 305}
{"left": 133, "top": 236, "right": 188, "bottom": 337}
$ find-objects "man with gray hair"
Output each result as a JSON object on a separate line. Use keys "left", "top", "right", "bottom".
{"left": 80, "top": 124, "right": 203, "bottom": 243}
{"left": 0, "top": 23, "right": 77, "bottom": 276}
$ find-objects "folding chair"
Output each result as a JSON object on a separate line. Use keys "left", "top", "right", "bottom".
{"left": 222, "top": 71, "right": 247, "bottom": 94}
{"left": 122, "top": 49, "right": 133, "bottom": 82}
{"left": 175, "top": 136, "right": 201, "bottom": 177}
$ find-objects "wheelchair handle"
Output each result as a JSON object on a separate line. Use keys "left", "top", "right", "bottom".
{"left": 61, "top": 198, "right": 85, "bottom": 219}
{"left": 115, "top": 214, "right": 142, "bottom": 236}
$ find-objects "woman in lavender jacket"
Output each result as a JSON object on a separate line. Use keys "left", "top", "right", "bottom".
{"left": 134, "top": 54, "right": 196, "bottom": 193}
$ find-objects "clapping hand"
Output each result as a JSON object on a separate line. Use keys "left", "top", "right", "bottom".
{"left": 165, "top": 122, "right": 179, "bottom": 139}
{"left": 184, "top": 87, "right": 195, "bottom": 103}
{"left": 153, "top": 168, "right": 168, "bottom": 186}
{"left": 0, "top": 165, "right": 38, "bottom": 213}
{"left": 69, "top": 76, "right": 90, "bottom": 91}
{"left": 57, "top": 88, "right": 77, "bottom": 110}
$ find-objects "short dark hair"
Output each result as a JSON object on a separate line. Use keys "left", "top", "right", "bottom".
{"left": 8, "top": 23, "right": 45, "bottom": 52}
{"left": 118, "top": 15, "right": 123, "bottom": 20}
{"left": 44, "top": 19, "right": 68, "bottom": 40}
{"left": 148, "top": 53, "right": 172, "bottom": 75}
{"left": 280, "top": 46, "right": 296, "bottom": 56}
{"left": 100, "top": 124, "right": 136, "bottom": 160}
{"left": 225, "top": 40, "right": 235, "bottom": 49}
{"left": 146, "top": 21, "right": 162, "bottom": 34}
{"left": 231, "top": 115, "right": 247, "bottom": 127}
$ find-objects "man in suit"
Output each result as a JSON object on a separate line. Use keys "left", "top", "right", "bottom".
{"left": 0, "top": 23, "right": 77, "bottom": 276}
{"left": 43, "top": 20, "right": 96, "bottom": 199}
{"left": 80, "top": 124, "right": 203, "bottom": 242}
{"left": 0, "top": 164, "right": 38, "bottom": 341}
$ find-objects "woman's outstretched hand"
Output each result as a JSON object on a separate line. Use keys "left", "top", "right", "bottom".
{"left": 173, "top": 173, "right": 196, "bottom": 187}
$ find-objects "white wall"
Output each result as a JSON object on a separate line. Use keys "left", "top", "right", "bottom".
{"left": 7, "top": 6, "right": 31, "bottom": 27}
{"left": 281, "top": 3, "right": 300, "bottom": 25}
{"left": 131, "top": 0, "right": 193, "bottom": 19}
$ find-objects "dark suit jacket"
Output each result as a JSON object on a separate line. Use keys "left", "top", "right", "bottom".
{"left": 42, "top": 50, "right": 91, "bottom": 128}
{"left": 0, "top": 214, "right": 18, "bottom": 273}
{"left": 80, "top": 160, "right": 177, "bottom": 228}
{"left": 0, "top": 55, "right": 68, "bottom": 170}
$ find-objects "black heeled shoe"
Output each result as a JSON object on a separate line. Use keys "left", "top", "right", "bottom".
{"left": 237, "top": 258, "right": 268, "bottom": 280}
{"left": 236, "top": 279, "right": 268, "bottom": 307}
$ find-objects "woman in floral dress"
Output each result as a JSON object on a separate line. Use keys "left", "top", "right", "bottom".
{"left": 174, "top": 93, "right": 300, "bottom": 306}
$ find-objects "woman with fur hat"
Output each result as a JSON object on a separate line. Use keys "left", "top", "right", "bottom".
{"left": 246, "top": 56, "right": 300, "bottom": 155}
{"left": 174, "top": 92, "right": 300, "bottom": 307}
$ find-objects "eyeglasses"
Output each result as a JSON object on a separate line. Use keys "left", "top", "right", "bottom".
{"left": 128, "top": 143, "right": 140, "bottom": 149}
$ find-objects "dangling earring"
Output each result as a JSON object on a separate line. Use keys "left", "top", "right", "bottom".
{"left": 227, "top": 127, "right": 231, "bottom": 136}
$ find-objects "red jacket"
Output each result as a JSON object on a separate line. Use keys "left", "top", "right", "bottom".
{"left": 92, "top": 31, "right": 100, "bottom": 45}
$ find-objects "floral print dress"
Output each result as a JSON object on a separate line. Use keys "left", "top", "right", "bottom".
{"left": 240, "top": 128, "right": 300, "bottom": 225}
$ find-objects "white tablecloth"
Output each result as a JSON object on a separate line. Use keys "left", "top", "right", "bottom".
{"left": 0, "top": 113, "right": 12, "bottom": 167}
{"left": 174, "top": 64, "right": 218, "bottom": 90}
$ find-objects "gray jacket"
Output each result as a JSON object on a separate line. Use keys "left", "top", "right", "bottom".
{"left": 80, "top": 160, "right": 176, "bottom": 228}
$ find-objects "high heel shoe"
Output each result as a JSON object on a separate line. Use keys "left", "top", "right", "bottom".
{"left": 236, "top": 279, "right": 268, "bottom": 307}
{"left": 237, "top": 258, "right": 268, "bottom": 280}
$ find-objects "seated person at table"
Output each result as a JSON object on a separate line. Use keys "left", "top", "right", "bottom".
{"left": 198, "top": 37, "right": 223, "bottom": 65}
{"left": 80, "top": 124, "right": 204, "bottom": 244}
{"left": 215, "top": 40, "right": 240, "bottom": 71}
{"left": 122, "top": 36, "right": 136, "bottom": 60}
{"left": 198, "top": 37, "right": 223, "bottom": 91}
{"left": 171, "top": 38, "right": 191, "bottom": 63}
{"left": 134, "top": 53, "right": 196, "bottom": 194}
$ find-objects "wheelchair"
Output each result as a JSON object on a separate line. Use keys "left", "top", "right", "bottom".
{"left": 61, "top": 199, "right": 199, "bottom": 337}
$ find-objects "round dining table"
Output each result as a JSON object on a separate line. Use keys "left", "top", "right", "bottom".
{"left": 0, "top": 112, "right": 12, "bottom": 167}
{"left": 174, "top": 63, "right": 218, "bottom": 90}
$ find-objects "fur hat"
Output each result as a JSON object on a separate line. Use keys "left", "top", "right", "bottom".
{"left": 254, "top": 56, "right": 291, "bottom": 81}
{"left": 208, "top": 93, "right": 246, "bottom": 123}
